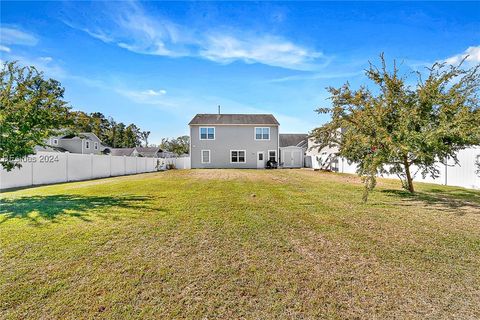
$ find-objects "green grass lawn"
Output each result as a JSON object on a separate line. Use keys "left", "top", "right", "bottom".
{"left": 1, "top": 169, "right": 479, "bottom": 319}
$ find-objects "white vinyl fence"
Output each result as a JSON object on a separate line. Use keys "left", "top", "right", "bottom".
{"left": 0, "top": 152, "right": 191, "bottom": 190}
{"left": 309, "top": 147, "right": 480, "bottom": 190}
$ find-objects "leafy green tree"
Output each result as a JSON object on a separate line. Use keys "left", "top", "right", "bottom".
{"left": 124, "top": 124, "right": 141, "bottom": 147}
{"left": 160, "top": 135, "right": 190, "bottom": 155}
{"left": 311, "top": 55, "right": 480, "bottom": 200}
{"left": 0, "top": 61, "right": 70, "bottom": 170}
{"left": 141, "top": 131, "right": 151, "bottom": 147}
{"left": 114, "top": 122, "right": 126, "bottom": 148}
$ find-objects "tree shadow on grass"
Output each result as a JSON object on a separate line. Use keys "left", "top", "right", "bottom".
{"left": 0, "top": 194, "right": 156, "bottom": 225}
{"left": 381, "top": 187, "right": 480, "bottom": 215}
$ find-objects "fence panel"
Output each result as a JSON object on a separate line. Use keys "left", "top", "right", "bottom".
{"left": 110, "top": 156, "right": 125, "bottom": 176}
{"left": 174, "top": 157, "right": 191, "bottom": 170}
{"left": 137, "top": 157, "right": 147, "bottom": 173}
{"left": 125, "top": 157, "right": 137, "bottom": 174}
{"left": 68, "top": 153, "right": 92, "bottom": 181}
{"left": 93, "top": 155, "right": 111, "bottom": 178}
{"left": 0, "top": 161, "right": 33, "bottom": 189}
{"left": 0, "top": 152, "right": 179, "bottom": 190}
{"left": 447, "top": 147, "right": 480, "bottom": 189}
{"left": 32, "top": 153, "right": 68, "bottom": 185}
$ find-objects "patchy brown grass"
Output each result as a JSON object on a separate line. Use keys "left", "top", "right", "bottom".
{"left": 1, "top": 169, "right": 479, "bottom": 319}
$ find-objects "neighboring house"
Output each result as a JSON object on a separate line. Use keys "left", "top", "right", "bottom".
{"left": 306, "top": 128, "right": 347, "bottom": 171}
{"left": 189, "top": 113, "right": 280, "bottom": 169}
{"left": 36, "top": 132, "right": 107, "bottom": 155}
{"left": 306, "top": 137, "right": 341, "bottom": 171}
{"left": 109, "top": 146, "right": 166, "bottom": 158}
{"left": 279, "top": 134, "right": 308, "bottom": 168}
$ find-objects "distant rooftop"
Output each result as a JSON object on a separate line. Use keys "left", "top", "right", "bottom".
{"left": 189, "top": 114, "right": 279, "bottom": 125}
{"left": 279, "top": 134, "right": 308, "bottom": 148}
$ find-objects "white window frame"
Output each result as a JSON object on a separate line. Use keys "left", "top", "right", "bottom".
{"left": 52, "top": 139, "right": 58, "bottom": 145}
{"left": 94, "top": 142, "right": 98, "bottom": 150}
{"left": 268, "top": 150, "right": 277, "bottom": 162}
{"left": 230, "top": 150, "right": 246, "bottom": 163}
{"left": 201, "top": 150, "right": 211, "bottom": 163}
{"left": 254, "top": 127, "right": 270, "bottom": 140}
{"left": 85, "top": 140, "right": 90, "bottom": 149}
{"left": 199, "top": 127, "right": 215, "bottom": 140}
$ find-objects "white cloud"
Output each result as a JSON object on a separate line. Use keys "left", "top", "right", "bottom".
{"left": 444, "top": 46, "right": 480, "bottom": 65}
{"left": 141, "top": 89, "right": 166, "bottom": 96}
{"left": 0, "top": 45, "right": 11, "bottom": 52}
{"left": 116, "top": 88, "right": 172, "bottom": 106}
{"left": 200, "top": 34, "right": 322, "bottom": 71}
{"left": 4, "top": 54, "right": 66, "bottom": 79}
{"left": 0, "top": 26, "right": 38, "bottom": 46}
{"left": 39, "top": 56, "right": 53, "bottom": 63}
{"left": 63, "top": 1, "right": 327, "bottom": 70}
{"left": 269, "top": 70, "right": 363, "bottom": 83}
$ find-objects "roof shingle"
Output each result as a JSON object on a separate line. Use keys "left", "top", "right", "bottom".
{"left": 279, "top": 134, "right": 308, "bottom": 148}
{"left": 189, "top": 114, "right": 279, "bottom": 125}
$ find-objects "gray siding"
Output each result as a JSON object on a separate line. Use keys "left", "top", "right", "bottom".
{"left": 190, "top": 125, "right": 279, "bottom": 168}
{"left": 58, "top": 139, "right": 83, "bottom": 153}
{"left": 58, "top": 137, "right": 104, "bottom": 154}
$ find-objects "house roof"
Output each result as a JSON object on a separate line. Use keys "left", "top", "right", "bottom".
{"left": 279, "top": 134, "right": 308, "bottom": 148}
{"left": 61, "top": 132, "right": 100, "bottom": 141}
{"left": 109, "top": 148, "right": 135, "bottom": 156}
{"left": 135, "top": 147, "right": 161, "bottom": 157}
{"left": 109, "top": 147, "right": 162, "bottom": 157}
{"left": 34, "top": 145, "right": 69, "bottom": 153}
{"left": 189, "top": 114, "right": 279, "bottom": 125}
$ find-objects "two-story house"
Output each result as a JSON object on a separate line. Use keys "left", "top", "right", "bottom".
{"left": 189, "top": 113, "right": 280, "bottom": 169}
{"left": 36, "top": 132, "right": 108, "bottom": 155}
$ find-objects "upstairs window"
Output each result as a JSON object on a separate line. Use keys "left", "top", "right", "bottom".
{"left": 94, "top": 142, "right": 99, "bottom": 150}
{"left": 231, "top": 150, "right": 246, "bottom": 163}
{"left": 52, "top": 139, "right": 58, "bottom": 145}
{"left": 255, "top": 127, "right": 270, "bottom": 140}
{"left": 85, "top": 141, "right": 90, "bottom": 149}
{"left": 200, "top": 127, "right": 215, "bottom": 140}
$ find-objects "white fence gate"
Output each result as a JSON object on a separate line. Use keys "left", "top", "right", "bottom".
{"left": 0, "top": 152, "right": 191, "bottom": 190}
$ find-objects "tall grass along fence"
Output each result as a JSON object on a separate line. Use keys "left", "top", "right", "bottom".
{"left": 0, "top": 152, "right": 191, "bottom": 190}
{"left": 309, "top": 147, "right": 480, "bottom": 190}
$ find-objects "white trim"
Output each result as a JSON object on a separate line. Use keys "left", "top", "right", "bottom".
{"left": 268, "top": 149, "right": 277, "bottom": 162}
{"left": 199, "top": 127, "right": 215, "bottom": 140}
{"left": 230, "top": 150, "right": 246, "bottom": 163}
{"left": 254, "top": 127, "right": 271, "bottom": 141}
{"left": 201, "top": 149, "right": 211, "bottom": 163}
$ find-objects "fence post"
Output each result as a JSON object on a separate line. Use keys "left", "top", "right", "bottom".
{"left": 66, "top": 152, "right": 69, "bottom": 182}
{"left": 109, "top": 154, "right": 112, "bottom": 177}
{"left": 31, "top": 158, "right": 34, "bottom": 186}
{"left": 444, "top": 156, "right": 448, "bottom": 186}
{"left": 124, "top": 155, "right": 126, "bottom": 175}
{"left": 90, "top": 153, "right": 94, "bottom": 179}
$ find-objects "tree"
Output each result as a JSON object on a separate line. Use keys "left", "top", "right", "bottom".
{"left": 124, "top": 124, "right": 141, "bottom": 147}
{"left": 160, "top": 135, "right": 190, "bottom": 155}
{"left": 141, "top": 131, "right": 151, "bottom": 147}
{"left": 0, "top": 61, "right": 70, "bottom": 170}
{"left": 311, "top": 54, "right": 480, "bottom": 200}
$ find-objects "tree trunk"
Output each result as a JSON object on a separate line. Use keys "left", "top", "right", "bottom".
{"left": 403, "top": 156, "right": 414, "bottom": 193}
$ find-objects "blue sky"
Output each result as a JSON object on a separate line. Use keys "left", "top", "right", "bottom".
{"left": 1, "top": 1, "right": 479, "bottom": 144}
